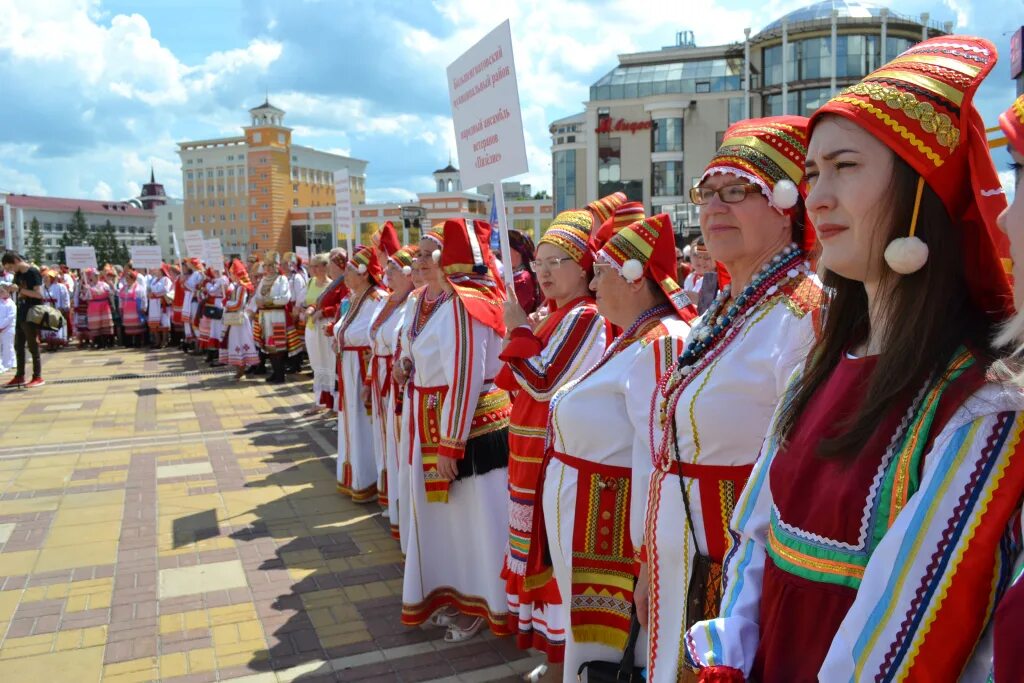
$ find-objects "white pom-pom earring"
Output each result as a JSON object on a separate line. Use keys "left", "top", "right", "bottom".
{"left": 402, "top": 265, "right": 412, "bottom": 275}
{"left": 621, "top": 259, "right": 644, "bottom": 283}
{"left": 884, "top": 177, "right": 929, "bottom": 275}
{"left": 356, "top": 263, "right": 367, "bottom": 275}
{"left": 431, "top": 250, "right": 441, "bottom": 264}
{"left": 772, "top": 178, "right": 799, "bottom": 210}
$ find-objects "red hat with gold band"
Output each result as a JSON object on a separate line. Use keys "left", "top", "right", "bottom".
{"left": 390, "top": 245, "right": 418, "bottom": 275}
{"left": 999, "top": 94, "right": 1024, "bottom": 155}
{"left": 596, "top": 213, "right": 696, "bottom": 323}
{"left": 590, "top": 201, "right": 646, "bottom": 253}
{"left": 584, "top": 192, "right": 627, "bottom": 226}
{"left": 810, "top": 35, "right": 1012, "bottom": 321}
{"left": 348, "top": 245, "right": 384, "bottom": 286}
{"left": 423, "top": 222, "right": 446, "bottom": 262}
{"left": 440, "top": 218, "right": 505, "bottom": 336}
{"left": 374, "top": 221, "right": 401, "bottom": 257}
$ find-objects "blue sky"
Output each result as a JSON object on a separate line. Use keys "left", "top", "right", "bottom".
{"left": 0, "top": 0, "right": 1020, "bottom": 204}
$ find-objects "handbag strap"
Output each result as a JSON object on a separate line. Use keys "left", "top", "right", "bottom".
{"left": 616, "top": 609, "right": 642, "bottom": 678}
{"left": 671, "top": 421, "right": 702, "bottom": 550}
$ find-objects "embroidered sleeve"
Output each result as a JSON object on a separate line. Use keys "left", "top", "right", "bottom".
{"left": 504, "top": 306, "right": 606, "bottom": 401}
{"left": 818, "top": 410, "right": 1024, "bottom": 681}
{"left": 625, "top": 332, "right": 685, "bottom": 551}
{"left": 684, "top": 415, "right": 783, "bottom": 676}
{"left": 291, "top": 275, "right": 307, "bottom": 305}
{"left": 438, "top": 299, "right": 485, "bottom": 459}
{"left": 270, "top": 276, "right": 291, "bottom": 306}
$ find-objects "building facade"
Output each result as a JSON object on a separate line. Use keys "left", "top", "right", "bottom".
{"left": 355, "top": 165, "right": 553, "bottom": 248}
{"left": 177, "top": 100, "right": 368, "bottom": 258}
{"left": 0, "top": 193, "right": 156, "bottom": 263}
{"left": 550, "top": 0, "right": 950, "bottom": 239}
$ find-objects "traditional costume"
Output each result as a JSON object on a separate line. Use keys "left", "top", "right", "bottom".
{"left": 334, "top": 247, "right": 387, "bottom": 502}
{"left": 368, "top": 238, "right": 416, "bottom": 532}
{"left": 497, "top": 197, "right": 637, "bottom": 660}
{"left": 41, "top": 270, "right": 71, "bottom": 348}
{"left": 685, "top": 36, "right": 1024, "bottom": 683}
{"left": 182, "top": 260, "right": 204, "bottom": 346}
{"left": 642, "top": 117, "right": 823, "bottom": 682}
{"left": 84, "top": 274, "right": 114, "bottom": 343}
{"left": 118, "top": 274, "right": 147, "bottom": 344}
{"left": 303, "top": 272, "right": 329, "bottom": 400}
{"left": 0, "top": 293, "right": 15, "bottom": 372}
{"left": 197, "top": 269, "right": 226, "bottom": 351}
{"left": 220, "top": 259, "right": 259, "bottom": 369}
{"left": 253, "top": 253, "right": 293, "bottom": 383}
{"left": 525, "top": 212, "right": 695, "bottom": 680}
{"left": 312, "top": 252, "right": 348, "bottom": 409}
{"left": 400, "top": 218, "right": 514, "bottom": 637}
{"left": 284, "top": 252, "right": 308, "bottom": 365}
{"left": 147, "top": 266, "right": 174, "bottom": 334}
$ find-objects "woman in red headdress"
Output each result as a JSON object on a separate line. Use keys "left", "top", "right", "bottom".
{"left": 332, "top": 246, "right": 388, "bottom": 502}
{"left": 685, "top": 37, "right": 1024, "bottom": 683}
{"left": 219, "top": 259, "right": 259, "bottom": 379}
{"left": 197, "top": 263, "right": 227, "bottom": 363}
{"left": 398, "top": 219, "right": 513, "bottom": 644}
{"left": 83, "top": 267, "right": 115, "bottom": 348}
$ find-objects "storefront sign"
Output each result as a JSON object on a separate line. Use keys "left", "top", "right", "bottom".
{"left": 595, "top": 118, "right": 653, "bottom": 135}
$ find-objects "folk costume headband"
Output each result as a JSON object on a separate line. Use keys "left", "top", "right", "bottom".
{"left": 596, "top": 213, "right": 696, "bottom": 323}
{"left": 700, "top": 115, "right": 814, "bottom": 253}
{"left": 348, "top": 246, "right": 384, "bottom": 286}
{"left": 440, "top": 218, "right": 506, "bottom": 336}
{"left": 538, "top": 192, "right": 632, "bottom": 271}
{"left": 999, "top": 94, "right": 1024, "bottom": 156}
{"left": 810, "top": 35, "right": 1012, "bottom": 322}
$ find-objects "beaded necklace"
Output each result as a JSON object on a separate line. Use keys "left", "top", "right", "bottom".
{"left": 336, "top": 285, "right": 377, "bottom": 348}
{"left": 409, "top": 289, "right": 453, "bottom": 343}
{"left": 650, "top": 244, "right": 809, "bottom": 466}
{"left": 369, "top": 288, "right": 412, "bottom": 341}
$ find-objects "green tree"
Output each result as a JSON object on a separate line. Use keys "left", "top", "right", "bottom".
{"left": 532, "top": 190, "right": 550, "bottom": 200}
{"left": 87, "top": 220, "right": 120, "bottom": 265}
{"left": 144, "top": 234, "right": 157, "bottom": 246}
{"left": 57, "top": 208, "right": 89, "bottom": 264}
{"left": 27, "top": 217, "right": 44, "bottom": 265}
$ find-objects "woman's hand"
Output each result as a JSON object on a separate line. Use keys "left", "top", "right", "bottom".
{"left": 437, "top": 455, "right": 459, "bottom": 481}
{"left": 503, "top": 290, "right": 529, "bottom": 332}
{"left": 634, "top": 561, "right": 650, "bottom": 627}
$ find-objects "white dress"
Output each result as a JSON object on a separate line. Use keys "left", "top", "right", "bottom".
{"left": 183, "top": 271, "right": 203, "bottom": 338}
{"left": 147, "top": 276, "right": 174, "bottom": 330}
{"left": 643, "top": 273, "right": 820, "bottom": 682}
{"left": 219, "top": 284, "right": 259, "bottom": 367}
{"left": 367, "top": 292, "right": 409, "bottom": 536}
{"left": 541, "top": 312, "right": 689, "bottom": 681}
{"left": 333, "top": 287, "right": 386, "bottom": 502}
{"left": 400, "top": 293, "right": 512, "bottom": 635}
{"left": 0, "top": 298, "right": 15, "bottom": 371}
{"left": 395, "top": 291, "right": 419, "bottom": 553}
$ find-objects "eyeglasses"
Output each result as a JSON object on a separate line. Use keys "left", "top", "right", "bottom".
{"left": 689, "top": 183, "right": 761, "bottom": 205}
{"left": 529, "top": 257, "right": 574, "bottom": 271}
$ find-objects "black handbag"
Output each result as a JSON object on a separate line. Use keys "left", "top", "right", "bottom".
{"left": 576, "top": 610, "right": 643, "bottom": 682}
{"left": 203, "top": 305, "right": 223, "bottom": 320}
{"left": 673, "top": 422, "right": 723, "bottom": 632}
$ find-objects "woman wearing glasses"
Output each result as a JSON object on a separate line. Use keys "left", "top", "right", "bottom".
{"left": 638, "top": 117, "right": 823, "bottom": 682}
{"left": 526, "top": 213, "right": 695, "bottom": 681}
{"left": 497, "top": 195, "right": 629, "bottom": 670}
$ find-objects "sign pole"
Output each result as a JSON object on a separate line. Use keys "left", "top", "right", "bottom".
{"left": 492, "top": 190, "right": 514, "bottom": 291}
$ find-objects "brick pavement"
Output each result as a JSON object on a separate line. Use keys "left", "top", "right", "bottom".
{"left": 0, "top": 347, "right": 540, "bottom": 682}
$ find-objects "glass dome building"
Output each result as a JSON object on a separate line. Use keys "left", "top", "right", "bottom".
{"left": 551, "top": 2, "right": 952, "bottom": 237}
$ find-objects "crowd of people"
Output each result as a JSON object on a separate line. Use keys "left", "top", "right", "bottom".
{"left": 4, "top": 36, "right": 1024, "bottom": 682}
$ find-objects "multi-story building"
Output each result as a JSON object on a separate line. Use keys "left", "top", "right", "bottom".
{"left": 355, "top": 165, "right": 554, "bottom": 247}
{"left": 0, "top": 193, "right": 156, "bottom": 263}
{"left": 177, "top": 100, "right": 368, "bottom": 258}
{"left": 128, "top": 170, "right": 186, "bottom": 260}
{"left": 550, "top": 0, "right": 951, "bottom": 240}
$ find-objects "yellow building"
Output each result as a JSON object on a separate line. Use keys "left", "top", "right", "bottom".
{"left": 177, "top": 100, "right": 367, "bottom": 257}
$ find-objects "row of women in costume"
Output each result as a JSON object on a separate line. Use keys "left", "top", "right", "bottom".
{"left": 322, "top": 35, "right": 1024, "bottom": 682}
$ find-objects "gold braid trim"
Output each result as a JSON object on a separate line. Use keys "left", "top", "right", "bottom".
{"left": 831, "top": 96, "right": 944, "bottom": 167}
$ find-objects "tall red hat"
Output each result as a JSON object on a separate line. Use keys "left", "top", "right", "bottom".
{"left": 590, "top": 201, "right": 646, "bottom": 254}
{"left": 584, "top": 192, "right": 627, "bottom": 226}
{"left": 229, "top": 258, "right": 254, "bottom": 294}
{"left": 810, "top": 35, "right": 1012, "bottom": 322}
{"left": 597, "top": 213, "right": 696, "bottom": 323}
{"left": 440, "top": 218, "right": 505, "bottom": 336}
{"left": 375, "top": 220, "right": 401, "bottom": 257}
{"left": 348, "top": 246, "right": 384, "bottom": 286}
{"left": 999, "top": 94, "right": 1024, "bottom": 155}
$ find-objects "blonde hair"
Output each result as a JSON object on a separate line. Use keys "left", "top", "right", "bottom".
{"left": 310, "top": 253, "right": 329, "bottom": 267}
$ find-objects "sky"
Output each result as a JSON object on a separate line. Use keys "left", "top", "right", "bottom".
{"left": 0, "top": 0, "right": 1021, "bottom": 204}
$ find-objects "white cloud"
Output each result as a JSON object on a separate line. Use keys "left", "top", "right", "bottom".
{"left": 941, "top": 0, "right": 971, "bottom": 28}
{"left": 92, "top": 180, "right": 113, "bottom": 200}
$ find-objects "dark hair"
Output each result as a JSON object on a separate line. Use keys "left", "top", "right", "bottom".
{"left": 1, "top": 251, "right": 25, "bottom": 265}
{"left": 774, "top": 155, "right": 994, "bottom": 458}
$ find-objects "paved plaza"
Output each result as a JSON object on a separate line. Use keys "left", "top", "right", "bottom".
{"left": 0, "top": 347, "right": 539, "bottom": 682}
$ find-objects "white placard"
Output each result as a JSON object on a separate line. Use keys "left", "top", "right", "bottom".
{"left": 447, "top": 19, "right": 529, "bottom": 189}
{"left": 184, "top": 230, "right": 205, "bottom": 258}
{"left": 296, "top": 246, "right": 309, "bottom": 262}
{"left": 129, "top": 245, "right": 163, "bottom": 270}
{"left": 171, "top": 233, "right": 181, "bottom": 260}
{"left": 203, "top": 239, "right": 224, "bottom": 268}
{"left": 333, "top": 170, "right": 353, "bottom": 241}
{"left": 65, "top": 246, "right": 97, "bottom": 271}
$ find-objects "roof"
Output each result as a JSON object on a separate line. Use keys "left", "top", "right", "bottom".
{"left": 433, "top": 163, "right": 459, "bottom": 174}
{"left": 3, "top": 194, "right": 153, "bottom": 218}
{"left": 249, "top": 98, "right": 284, "bottom": 113}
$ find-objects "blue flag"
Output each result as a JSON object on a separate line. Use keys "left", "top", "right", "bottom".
{"left": 489, "top": 194, "right": 501, "bottom": 251}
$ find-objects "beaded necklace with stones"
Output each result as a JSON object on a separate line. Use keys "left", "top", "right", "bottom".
{"left": 649, "top": 243, "right": 809, "bottom": 467}
{"left": 409, "top": 289, "right": 453, "bottom": 343}
{"left": 547, "top": 302, "right": 673, "bottom": 450}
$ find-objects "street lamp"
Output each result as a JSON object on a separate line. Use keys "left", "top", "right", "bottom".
{"left": 399, "top": 205, "right": 426, "bottom": 244}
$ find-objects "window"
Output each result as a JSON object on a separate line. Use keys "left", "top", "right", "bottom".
{"left": 217, "top": 169, "right": 224, "bottom": 177}
{"left": 553, "top": 149, "right": 577, "bottom": 214}
{"left": 695, "top": 81, "right": 711, "bottom": 93}
{"left": 278, "top": 133, "right": 285, "bottom": 144}
{"left": 253, "top": 132, "right": 262, "bottom": 143}
{"left": 728, "top": 98, "right": 745, "bottom": 125}
{"left": 293, "top": 199, "right": 299, "bottom": 207}
{"left": 652, "top": 161, "right": 685, "bottom": 197}
{"left": 652, "top": 117, "right": 683, "bottom": 152}
{"left": 206, "top": 170, "right": 214, "bottom": 178}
